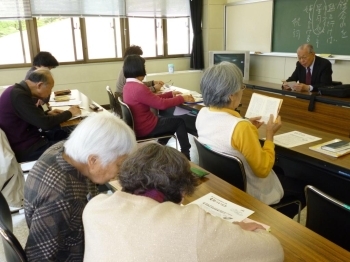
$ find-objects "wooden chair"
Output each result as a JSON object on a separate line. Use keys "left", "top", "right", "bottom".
{"left": 0, "top": 191, "right": 27, "bottom": 262}
{"left": 194, "top": 137, "right": 301, "bottom": 222}
{"left": 106, "top": 86, "right": 122, "bottom": 118}
{"left": 118, "top": 97, "right": 178, "bottom": 149}
{"left": 305, "top": 185, "right": 350, "bottom": 251}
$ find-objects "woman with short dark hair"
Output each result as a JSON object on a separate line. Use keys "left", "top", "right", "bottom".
{"left": 122, "top": 55, "right": 194, "bottom": 160}
{"left": 83, "top": 143, "right": 284, "bottom": 262}
{"left": 25, "top": 51, "right": 59, "bottom": 80}
{"left": 115, "top": 45, "right": 164, "bottom": 94}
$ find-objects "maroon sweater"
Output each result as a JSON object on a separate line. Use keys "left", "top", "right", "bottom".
{"left": 123, "top": 80, "right": 184, "bottom": 137}
{"left": 0, "top": 82, "right": 72, "bottom": 154}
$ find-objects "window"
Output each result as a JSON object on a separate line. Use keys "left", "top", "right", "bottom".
{"left": 36, "top": 17, "right": 83, "bottom": 62}
{"left": 128, "top": 18, "right": 159, "bottom": 57}
{"left": 0, "top": 20, "right": 31, "bottom": 65}
{"left": 167, "top": 18, "right": 192, "bottom": 55}
{"left": 85, "top": 17, "right": 123, "bottom": 59}
{"left": 1, "top": 17, "right": 191, "bottom": 67}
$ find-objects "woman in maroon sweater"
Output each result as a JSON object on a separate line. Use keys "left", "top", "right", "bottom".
{"left": 123, "top": 55, "right": 194, "bottom": 160}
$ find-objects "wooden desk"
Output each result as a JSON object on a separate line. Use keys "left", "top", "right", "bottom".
{"left": 245, "top": 80, "right": 350, "bottom": 107}
{"left": 108, "top": 170, "right": 350, "bottom": 261}
{"left": 51, "top": 89, "right": 109, "bottom": 127}
{"left": 257, "top": 121, "right": 350, "bottom": 203}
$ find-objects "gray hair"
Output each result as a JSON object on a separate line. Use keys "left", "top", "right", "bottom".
{"left": 297, "top": 43, "right": 314, "bottom": 54}
{"left": 64, "top": 113, "right": 137, "bottom": 167}
{"left": 27, "top": 69, "right": 52, "bottom": 84}
{"left": 119, "top": 143, "right": 199, "bottom": 203}
{"left": 200, "top": 62, "right": 243, "bottom": 108}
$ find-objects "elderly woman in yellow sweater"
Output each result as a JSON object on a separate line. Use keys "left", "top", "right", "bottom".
{"left": 196, "top": 62, "right": 306, "bottom": 218}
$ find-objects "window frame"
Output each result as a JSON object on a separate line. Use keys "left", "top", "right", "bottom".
{"left": 0, "top": 16, "right": 191, "bottom": 69}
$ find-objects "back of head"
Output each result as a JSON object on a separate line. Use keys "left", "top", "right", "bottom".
{"left": 123, "top": 54, "right": 146, "bottom": 79}
{"left": 33, "top": 51, "right": 59, "bottom": 68}
{"left": 64, "top": 113, "right": 137, "bottom": 166}
{"left": 27, "top": 69, "right": 52, "bottom": 84}
{"left": 123, "top": 45, "right": 143, "bottom": 59}
{"left": 200, "top": 62, "right": 243, "bottom": 108}
{"left": 119, "top": 143, "right": 198, "bottom": 203}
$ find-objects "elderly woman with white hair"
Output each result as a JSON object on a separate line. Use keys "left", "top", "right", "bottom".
{"left": 24, "top": 113, "right": 137, "bottom": 261}
{"left": 83, "top": 143, "right": 284, "bottom": 262}
{"left": 196, "top": 62, "right": 306, "bottom": 218}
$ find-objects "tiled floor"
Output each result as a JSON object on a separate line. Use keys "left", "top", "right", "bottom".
{"left": 0, "top": 134, "right": 305, "bottom": 261}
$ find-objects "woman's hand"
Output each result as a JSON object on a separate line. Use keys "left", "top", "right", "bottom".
{"left": 266, "top": 114, "right": 282, "bottom": 141}
{"left": 248, "top": 116, "right": 263, "bottom": 129}
{"left": 233, "top": 221, "right": 265, "bottom": 231}
{"left": 182, "top": 94, "right": 195, "bottom": 103}
{"left": 172, "top": 91, "right": 182, "bottom": 96}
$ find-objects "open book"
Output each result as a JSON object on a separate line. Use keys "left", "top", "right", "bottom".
{"left": 245, "top": 93, "right": 283, "bottom": 123}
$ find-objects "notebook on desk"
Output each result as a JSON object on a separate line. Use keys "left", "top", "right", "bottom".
{"left": 309, "top": 139, "right": 350, "bottom": 157}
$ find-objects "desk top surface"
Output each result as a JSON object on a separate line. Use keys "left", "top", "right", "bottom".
{"left": 51, "top": 89, "right": 109, "bottom": 127}
{"left": 184, "top": 171, "right": 350, "bottom": 261}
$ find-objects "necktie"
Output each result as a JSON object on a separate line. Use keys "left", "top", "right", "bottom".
{"left": 306, "top": 67, "right": 311, "bottom": 85}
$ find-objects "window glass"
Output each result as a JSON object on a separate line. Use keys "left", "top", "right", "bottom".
{"left": 128, "top": 18, "right": 157, "bottom": 57}
{"left": 0, "top": 20, "right": 30, "bottom": 65}
{"left": 85, "top": 17, "right": 123, "bottom": 59}
{"left": 37, "top": 17, "right": 83, "bottom": 62}
{"left": 167, "top": 18, "right": 192, "bottom": 55}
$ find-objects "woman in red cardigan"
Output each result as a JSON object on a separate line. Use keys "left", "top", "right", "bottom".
{"left": 122, "top": 55, "right": 194, "bottom": 160}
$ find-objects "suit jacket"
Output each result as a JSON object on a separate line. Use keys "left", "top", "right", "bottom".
{"left": 286, "top": 56, "right": 333, "bottom": 92}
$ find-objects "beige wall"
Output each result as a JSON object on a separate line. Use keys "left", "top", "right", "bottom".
{"left": 0, "top": 57, "right": 202, "bottom": 105}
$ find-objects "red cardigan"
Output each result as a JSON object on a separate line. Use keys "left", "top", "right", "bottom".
{"left": 123, "top": 81, "right": 185, "bottom": 137}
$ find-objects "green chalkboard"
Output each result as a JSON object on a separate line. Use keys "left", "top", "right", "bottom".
{"left": 272, "top": 0, "right": 350, "bottom": 55}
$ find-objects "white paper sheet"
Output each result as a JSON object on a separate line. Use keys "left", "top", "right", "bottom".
{"left": 188, "top": 192, "right": 254, "bottom": 222}
{"left": 49, "top": 100, "right": 81, "bottom": 106}
{"left": 173, "top": 106, "right": 191, "bottom": 116}
{"left": 272, "top": 131, "right": 321, "bottom": 148}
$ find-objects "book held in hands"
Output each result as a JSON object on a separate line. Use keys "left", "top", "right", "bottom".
{"left": 245, "top": 93, "right": 283, "bottom": 123}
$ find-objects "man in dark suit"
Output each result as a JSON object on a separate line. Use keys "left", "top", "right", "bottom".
{"left": 282, "top": 44, "right": 332, "bottom": 92}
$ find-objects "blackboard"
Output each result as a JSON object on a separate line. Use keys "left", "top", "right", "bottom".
{"left": 273, "top": 0, "right": 350, "bottom": 55}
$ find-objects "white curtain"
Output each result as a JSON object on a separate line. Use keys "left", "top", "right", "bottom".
{"left": 0, "top": 0, "right": 32, "bottom": 19}
{"left": 126, "top": 0, "right": 190, "bottom": 18}
{"left": 30, "top": 0, "right": 190, "bottom": 18}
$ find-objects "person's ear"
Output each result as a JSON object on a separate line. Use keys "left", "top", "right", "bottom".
{"left": 87, "top": 155, "right": 98, "bottom": 170}
{"left": 36, "top": 81, "right": 45, "bottom": 92}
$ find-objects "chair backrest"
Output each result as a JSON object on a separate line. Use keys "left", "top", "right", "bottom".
{"left": 106, "top": 86, "right": 122, "bottom": 117}
{"left": 0, "top": 128, "right": 25, "bottom": 208}
{"left": 118, "top": 97, "right": 134, "bottom": 130}
{"left": 0, "top": 192, "right": 27, "bottom": 261}
{"left": 193, "top": 137, "right": 247, "bottom": 191}
{"left": 305, "top": 185, "right": 350, "bottom": 251}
